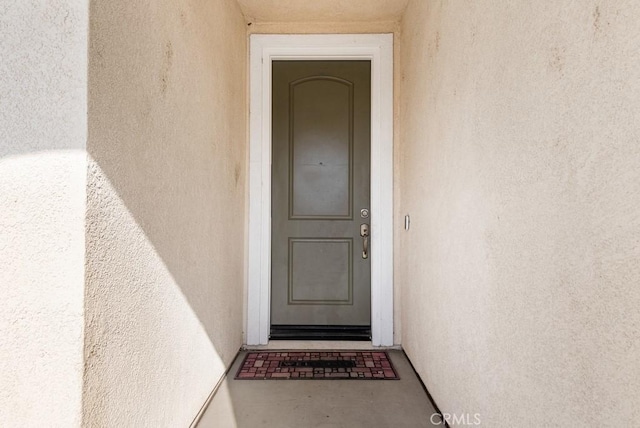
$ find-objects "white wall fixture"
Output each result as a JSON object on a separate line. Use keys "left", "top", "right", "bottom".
{"left": 247, "top": 34, "right": 394, "bottom": 346}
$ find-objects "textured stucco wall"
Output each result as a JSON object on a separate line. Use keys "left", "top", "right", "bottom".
{"left": 0, "top": 1, "right": 87, "bottom": 426}
{"left": 237, "top": 0, "right": 408, "bottom": 23}
{"left": 85, "top": 0, "right": 246, "bottom": 425}
{"left": 248, "top": 20, "right": 398, "bottom": 35}
{"left": 399, "top": 1, "right": 640, "bottom": 426}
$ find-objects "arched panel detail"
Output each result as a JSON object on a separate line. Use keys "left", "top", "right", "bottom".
{"left": 288, "top": 76, "right": 355, "bottom": 219}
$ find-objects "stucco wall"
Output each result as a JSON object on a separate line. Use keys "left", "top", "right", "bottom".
{"left": 85, "top": 0, "right": 246, "bottom": 425}
{"left": 237, "top": 0, "right": 408, "bottom": 24}
{"left": 399, "top": 1, "right": 640, "bottom": 426}
{"left": 0, "top": 1, "right": 87, "bottom": 426}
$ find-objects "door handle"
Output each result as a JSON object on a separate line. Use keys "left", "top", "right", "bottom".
{"left": 360, "top": 223, "right": 369, "bottom": 259}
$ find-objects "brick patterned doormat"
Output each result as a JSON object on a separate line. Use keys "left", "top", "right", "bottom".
{"left": 235, "top": 351, "right": 399, "bottom": 380}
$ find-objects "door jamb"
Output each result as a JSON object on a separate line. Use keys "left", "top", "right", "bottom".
{"left": 247, "top": 34, "right": 394, "bottom": 346}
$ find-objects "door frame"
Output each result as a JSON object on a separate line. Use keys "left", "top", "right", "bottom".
{"left": 247, "top": 34, "right": 393, "bottom": 346}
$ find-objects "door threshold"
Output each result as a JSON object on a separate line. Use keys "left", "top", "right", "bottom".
{"left": 270, "top": 325, "right": 371, "bottom": 341}
{"left": 244, "top": 340, "right": 394, "bottom": 351}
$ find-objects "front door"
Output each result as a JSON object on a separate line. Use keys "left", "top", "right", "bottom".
{"left": 270, "top": 60, "right": 371, "bottom": 339}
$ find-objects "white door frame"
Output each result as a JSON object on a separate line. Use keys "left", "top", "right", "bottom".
{"left": 247, "top": 34, "right": 393, "bottom": 346}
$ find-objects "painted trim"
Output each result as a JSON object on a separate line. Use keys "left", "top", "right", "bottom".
{"left": 247, "top": 34, "right": 394, "bottom": 346}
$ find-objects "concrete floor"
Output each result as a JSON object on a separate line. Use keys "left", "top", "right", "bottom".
{"left": 197, "top": 350, "right": 439, "bottom": 428}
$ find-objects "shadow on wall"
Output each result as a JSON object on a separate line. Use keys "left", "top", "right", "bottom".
{"left": 84, "top": 160, "right": 236, "bottom": 426}
{"left": 87, "top": 0, "right": 246, "bottom": 349}
{"left": 84, "top": 0, "right": 247, "bottom": 425}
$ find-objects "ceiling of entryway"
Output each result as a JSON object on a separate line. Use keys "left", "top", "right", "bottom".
{"left": 235, "top": 0, "right": 410, "bottom": 23}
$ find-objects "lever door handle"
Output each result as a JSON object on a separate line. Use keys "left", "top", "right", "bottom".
{"left": 360, "top": 223, "right": 369, "bottom": 259}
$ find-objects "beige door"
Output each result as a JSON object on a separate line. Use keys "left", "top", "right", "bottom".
{"left": 271, "top": 60, "right": 371, "bottom": 339}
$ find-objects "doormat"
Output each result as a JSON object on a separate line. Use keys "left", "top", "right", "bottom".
{"left": 235, "top": 351, "right": 399, "bottom": 380}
